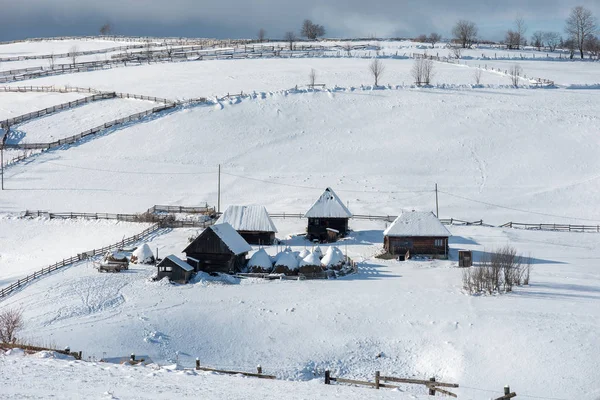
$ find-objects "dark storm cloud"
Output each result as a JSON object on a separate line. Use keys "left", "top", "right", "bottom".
{"left": 0, "top": 0, "right": 598, "bottom": 41}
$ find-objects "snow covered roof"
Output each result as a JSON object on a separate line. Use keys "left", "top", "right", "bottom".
{"left": 383, "top": 211, "right": 451, "bottom": 238}
{"left": 163, "top": 255, "right": 194, "bottom": 272}
{"left": 210, "top": 223, "right": 253, "bottom": 255}
{"left": 216, "top": 205, "right": 278, "bottom": 233}
{"left": 303, "top": 187, "right": 352, "bottom": 219}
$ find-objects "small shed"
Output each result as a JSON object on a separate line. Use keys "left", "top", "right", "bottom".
{"left": 458, "top": 250, "right": 473, "bottom": 268}
{"left": 216, "top": 205, "right": 278, "bottom": 245}
{"left": 156, "top": 255, "right": 194, "bottom": 284}
{"left": 184, "top": 223, "right": 252, "bottom": 274}
{"left": 304, "top": 187, "right": 352, "bottom": 242}
{"left": 383, "top": 211, "right": 451, "bottom": 258}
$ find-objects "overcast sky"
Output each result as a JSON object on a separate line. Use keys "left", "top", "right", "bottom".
{"left": 1, "top": 1, "right": 598, "bottom": 41}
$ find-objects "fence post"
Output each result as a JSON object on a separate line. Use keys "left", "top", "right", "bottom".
{"left": 375, "top": 371, "right": 380, "bottom": 389}
{"left": 257, "top": 365, "right": 262, "bottom": 375}
{"left": 324, "top": 370, "right": 331, "bottom": 384}
{"left": 429, "top": 377, "right": 436, "bottom": 395}
{"left": 195, "top": 358, "right": 200, "bottom": 369}
{"left": 504, "top": 385, "right": 510, "bottom": 396}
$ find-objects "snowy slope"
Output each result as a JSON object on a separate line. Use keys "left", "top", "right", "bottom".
{"left": 0, "top": 215, "right": 150, "bottom": 285}
{"left": 2, "top": 221, "right": 599, "bottom": 399}
{"left": 0, "top": 351, "right": 423, "bottom": 400}
{"left": 2, "top": 89, "right": 600, "bottom": 226}
{"left": 0, "top": 92, "right": 86, "bottom": 121}
{"left": 6, "top": 98, "right": 157, "bottom": 144}
{"left": 0, "top": 39, "right": 141, "bottom": 58}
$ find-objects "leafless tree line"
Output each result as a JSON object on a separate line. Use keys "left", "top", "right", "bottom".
{"left": 411, "top": 58, "right": 434, "bottom": 86}
{"left": 0, "top": 308, "right": 23, "bottom": 344}
{"left": 462, "top": 246, "right": 532, "bottom": 295}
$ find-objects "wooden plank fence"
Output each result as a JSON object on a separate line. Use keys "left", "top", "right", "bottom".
{"left": 500, "top": 221, "right": 600, "bottom": 232}
{"left": 4, "top": 103, "right": 176, "bottom": 150}
{"left": 0, "top": 44, "right": 148, "bottom": 63}
{"left": 0, "top": 92, "right": 116, "bottom": 128}
{"left": 194, "top": 359, "right": 276, "bottom": 379}
{"left": 0, "top": 223, "right": 161, "bottom": 299}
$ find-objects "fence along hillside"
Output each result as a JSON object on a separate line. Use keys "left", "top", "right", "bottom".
{"left": 0, "top": 223, "right": 161, "bottom": 299}
{"left": 0, "top": 92, "right": 116, "bottom": 128}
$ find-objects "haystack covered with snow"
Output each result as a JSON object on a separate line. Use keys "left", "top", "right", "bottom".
{"left": 247, "top": 248, "right": 273, "bottom": 272}
{"left": 273, "top": 251, "right": 299, "bottom": 273}
{"left": 313, "top": 246, "right": 323, "bottom": 259}
{"left": 131, "top": 243, "right": 155, "bottom": 264}
{"left": 321, "top": 247, "right": 345, "bottom": 269}
{"left": 297, "top": 249, "right": 310, "bottom": 259}
{"left": 299, "top": 252, "right": 322, "bottom": 267}
{"left": 216, "top": 205, "right": 278, "bottom": 245}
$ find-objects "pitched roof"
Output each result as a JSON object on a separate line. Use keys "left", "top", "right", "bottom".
{"left": 163, "top": 255, "right": 194, "bottom": 272}
{"left": 216, "top": 205, "right": 278, "bottom": 233}
{"left": 209, "top": 223, "right": 253, "bottom": 255}
{"left": 304, "top": 187, "right": 352, "bottom": 218}
{"left": 383, "top": 211, "right": 451, "bottom": 238}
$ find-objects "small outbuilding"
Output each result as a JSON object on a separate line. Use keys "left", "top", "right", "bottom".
{"left": 156, "top": 255, "right": 194, "bottom": 284}
{"left": 216, "top": 205, "right": 278, "bottom": 245}
{"left": 383, "top": 211, "right": 451, "bottom": 258}
{"left": 304, "top": 187, "right": 352, "bottom": 242}
{"left": 183, "top": 223, "right": 252, "bottom": 274}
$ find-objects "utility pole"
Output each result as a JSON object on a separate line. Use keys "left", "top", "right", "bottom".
{"left": 435, "top": 183, "right": 439, "bottom": 218}
{"left": 217, "top": 164, "right": 221, "bottom": 213}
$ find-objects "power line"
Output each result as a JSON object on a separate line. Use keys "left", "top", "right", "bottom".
{"left": 439, "top": 189, "right": 600, "bottom": 223}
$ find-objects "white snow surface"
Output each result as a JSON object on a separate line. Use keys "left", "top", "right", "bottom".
{"left": 0, "top": 91, "right": 86, "bottom": 121}
{"left": 384, "top": 211, "right": 452, "bottom": 237}
{"left": 304, "top": 187, "right": 352, "bottom": 218}
{"left": 247, "top": 248, "right": 273, "bottom": 270}
{"left": 208, "top": 223, "right": 252, "bottom": 255}
{"left": 0, "top": 39, "right": 141, "bottom": 58}
{"left": 216, "top": 205, "right": 277, "bottom": 233}
{"left": 6, "top": 97, "right": 156, "bottom": 144}
{"left": 0, "top": 215, "right": 150, "bottom": 285}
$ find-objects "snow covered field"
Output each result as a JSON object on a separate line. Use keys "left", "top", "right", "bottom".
{"left": 6, "top": 97, "right": 157, "bottom": 144}
{"left": 0, "top": 215, "right": 150, "bottom": 286}
{"left": 2, "top": 219, "right": 599, "bottom": 399}
{"left": 0, "top": 91, "right": 86, "bottom": 121}
{"left": 0, "top": 39, "right": 141, "bottom": 58}
{"left": 2, "top": 88, "right": 600, "bottom": 225}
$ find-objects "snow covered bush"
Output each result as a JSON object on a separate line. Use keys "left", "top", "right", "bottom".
{"left": 462, "top": 246, "right": 532, "bottom": 295}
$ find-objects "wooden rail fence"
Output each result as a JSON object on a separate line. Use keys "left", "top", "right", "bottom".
{"left": 0, "top": 223, "right": 161, "bottom": 299}
{"left": 500, "top": 221, "right": 600, "bottom": 232}
{"left": 0, "top": 92, "right": 116, "bottom": 128}
{"left": 194, "top": 359, "right": 276, "bottom": 379}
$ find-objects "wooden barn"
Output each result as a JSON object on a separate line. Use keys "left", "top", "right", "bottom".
{"left": 156, "top": 255, "right": 194, "bottom": 284}
{"left": 215, "top": 205, "right": 277, "bottom": 245}
{"left": 383, "top": 211, "right": 451, "bottom": 258}
{"left": 304, "top": 187, "right": 352, "bottom": 242}
{"left": 183, "top": 223, "right": 252, "bottom": 274}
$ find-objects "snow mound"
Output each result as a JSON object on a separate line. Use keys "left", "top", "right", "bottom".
{"left": 248, "top": 248, "right": 273, "bottom": 271}
{"left": 321, "top": 247, "right": 345, "bottom": 268}
{"left": 313, "top": 246, "right": 323, "bottom": 259}
{"left": 274, "top": 251, "right": 299, "bottom": 270}
{"left": 297, "top": 249, "right": 310, "bottom": 259}
{"left": 299, "top": 252, "right": 321, "bottom": 267}
{"left": 131, "top": 243, "right": 155, "bottom": 264}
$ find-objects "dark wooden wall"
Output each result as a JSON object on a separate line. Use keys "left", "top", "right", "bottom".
{"left": 185, "top": 229, "right": 247, "bottom": 273}
{"left": 239, "top": 231, "right": 275, "bottom": 245}
{"left": 156, "top": 258, "right": 193, "bottom": 283}
{"left": 384, "top": 236, "right": 449, "bottom": 257}
{"left": 307, "top": 218, "right": 349, "bottom": 241}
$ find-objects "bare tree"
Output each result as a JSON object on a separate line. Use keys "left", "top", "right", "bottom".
{"left": 428, "top": 33, "right": 442, "bottom": 48}
{"left": 343, "top": 43, "right": 353, "bottom": 57}
{"left": 452, "top": 20, "right": 478, "bottom": 48}
{"left": 565, "top": 6, "right": 598, "bottom": 59}
{"left": 369, "top": 59, "right": 385, "bottom": 87}
{"left": 48, "top": 53, "right": 55, "bottom": 70}
{"left": 509, "top": 64, "right": 523, "bottom": 87}
{"left": 473, "top": 68, "right": 482, "bottom": 85}
{"left": 0, "top": 308, "right": 24, "bottom": 343}
{"left": 564, "top": 37, "right": 577, "bottom": 59}
{"left": 412, "top": 57, "right": 434, "bottom": 86}
{"left": 301, "top": 19, "right": 326, "bottom": 40}
{"left": 166, "top": 44, "right": 174, "bottom": 61}
{"left": 449, "top": 45, "right": 462, "bottom": 59}
{"left": 69, "top": 45, "right": 78, "bottom": 66}
{"left": 531, "top": 31, "right": 544, "bottom": 51}
{"left": 415, "top": 34, "right": 428, "bottom": 43}
{"left": 308, "top": 68, "right": 316, "bottom": 89}
{"left": 544, "top": 32, "right": 561, "bottom": 52}
{"left": 514, "top": 16, "right": 527, "bottom": 50}
{"left": 99, "top": 22, "right": 112, "bottom": 36}
{"left": 258, "top": 28, "right": 266, "bottom": 43}
{"left": 586, "top": 35, "right": 600, "bottom": 59}
{"left": 284, "top": 31, "right": 296, "bottom": 51}
{"left": 505, "top": 30, "right": 519, "bottom": 49}
{"left": 145, "top": 40, "right": 153, "bottom": 62}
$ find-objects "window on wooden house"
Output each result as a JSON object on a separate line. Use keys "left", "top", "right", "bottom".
{"left": 434, "top": 239, "right": 444, "bottom": 247}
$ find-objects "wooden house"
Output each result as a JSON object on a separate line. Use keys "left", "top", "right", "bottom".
{"left": 156, "top": 255, "right": 194, "bottom": 284}
{"left": 215, "top": 205, "right": 277, "bottom": 245}
{"left": 183, "top": 223, "right": 252, "bottom": 274}
{"left": 304, "top": 187, "right": 352, "bottom": 242}
{"left": 383, "top": 211, "right": 451, "bottom": 258}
